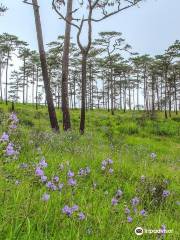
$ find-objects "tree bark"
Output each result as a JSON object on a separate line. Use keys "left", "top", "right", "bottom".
{"left": 61, "top": 0, "right": 72, "bottom": 131}
{"left": 23, "top": 56, "right": 26, "bottom": 104}
{"left": 80, "top": 53, "right": 87, "bottom": 134}
{"left": 164, "top": 71, "right": 168, "bottom": 119}
{"left": 0, "top": 62, "right": 2, "bottom": 101}
{"left": 110, "top": 66, "right": 114, "bottom": 115}
{"left": 5, "top": 50, "right": 9, "bottom": 105}
{"left": 32, "top": 0, "right": 59, "bottom": 131}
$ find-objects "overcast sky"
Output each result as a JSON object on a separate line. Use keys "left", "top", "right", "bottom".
{"left": 0, "top": 0, "right": 180, "bottom": 56}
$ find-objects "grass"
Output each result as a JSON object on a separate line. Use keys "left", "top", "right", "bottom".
{"left": 0, "top": 102, "right": 180, "bottom": 239}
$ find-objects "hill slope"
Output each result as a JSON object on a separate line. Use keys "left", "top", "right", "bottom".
{"left": 0, "top": 103, "right": 179, "bottom": 239}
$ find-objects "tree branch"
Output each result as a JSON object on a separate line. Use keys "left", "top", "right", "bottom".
{"left": 52, "top": 0, "right": 80, "bottom": 29}
{"left": 91, "top": 0, "right": 143, "bottom": 22}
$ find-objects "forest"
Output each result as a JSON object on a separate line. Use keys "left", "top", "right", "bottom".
{"left": 0, "top": 1, "right": 179, "bottom": 239}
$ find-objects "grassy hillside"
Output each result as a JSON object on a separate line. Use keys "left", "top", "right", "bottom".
{"left": 0, "top": 103, "right": 179, "bottom": 240}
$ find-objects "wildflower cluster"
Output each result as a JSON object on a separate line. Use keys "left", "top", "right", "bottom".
{"left": 35, "top": 157, "right": 64, "bottom": 193}
{"left": 101, "top": 158, "right": 114, "bottom": 174}
{"left": 124, "top": 196, "right": 148, "bottom": 223}
{"left": 111, "top": 189, "right": 123, "bottom": 206}
{"left": 35, "top": 157, "right": 48, "bottom": 177}
{"left": 62, "top": 205, "right": 85, "bottom": 220}
{"left": 67, "top": 170, "right": 77, "bottom": 186}
{"left": 78, "top": 167, "right": 91, "bottom": 176}
{"left": 0, "top": 111, "right": 176, "bottom": 238}
{"left": 46, "top": 176, "right": 64, "bottom": 192}
{"left": 0, "top": 113, "right": 19, "bottom": 160}
{"left": 9, "top": 112, "right": 19, "bottom": 130}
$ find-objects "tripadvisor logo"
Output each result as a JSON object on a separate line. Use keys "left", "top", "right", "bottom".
{"left": 135, "top": 227, "right": 144, "bottom": 236}
{"left": 135, "top": 226, "right": 173, "bottom": 236}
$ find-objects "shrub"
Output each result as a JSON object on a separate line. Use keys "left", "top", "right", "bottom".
{"left": 117, "top": 122, "right": 139, "bottom": 135}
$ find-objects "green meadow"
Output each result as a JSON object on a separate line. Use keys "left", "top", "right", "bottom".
{"left": 0, "top": 103, "right": 179, "bottom": 240}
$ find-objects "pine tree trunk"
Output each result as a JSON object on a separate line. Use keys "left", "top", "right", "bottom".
{"left": 174, "top": 74, "right": 178, "bottom": 115}
{"left": 136, "top": 73, "right": 139, "bottom": 110}
{"left": 110, "top": 66, "right": 114, "bottom": 115}
{"left": 26, "top": 77, "right": 29, "bottom": 103}
{"left": 0, "top": 62, "right": 2, "bottom": 101}
{"left": 151, "top": 75, "right": 155, "bottom": 118}
{"left": 128, "top": 80, "right": 131, "bottom": 110}
{"left": 5, "top": 50, "right": 9, "bottom": 105}
{"left": 32, "top": 67, "right": 35, "bottom": 104}
{"left": 61, "top": 0, "right": 72, "bottom": 131}
{"left": 36, "top": 68, "right": 38, "bottom": 110}
{"left": 73, "top": 75, "right": 76, "bottom": 108}
{"left": 119, "top": 78, "right": 122, "bottom": 110}
{"left": 80, "top": 53, "right": 87, "bottom": 134}
{"left": 164, "top": 72, "right": 168, "bottom": 119}
{"left": 23, "top": 56, "right": 26, "bottom": 104}
{"left": 32, "top": 0, "right": 59, "bottom": 131}
{"left": 168, "top": 83, "right": 171, "bottom": 118}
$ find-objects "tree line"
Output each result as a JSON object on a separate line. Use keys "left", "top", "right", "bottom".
{"left": 0, "top": 1, "right": 180, "bottom": 133}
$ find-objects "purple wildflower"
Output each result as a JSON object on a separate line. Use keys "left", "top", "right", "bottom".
{"left": 133, "top": 208, "right": 137, "bottom": 213}
{"left": 162, "top": 190, "right": 170, "bottom": 198}
{"left": 78, "top": 168, "right": 85, "bottom": 176}
{"left": 160, "top": 225, "right": 166, "bottom": 236}
{"left": 125, "top": 207, "right": 130, "bottom": 215}
{"left": 68, "top": 178, "right": 77, "bottom": 186}
{"left": 116, "top": 189, "right": 123, "bottom": 198}
{"left": 46, "top": 181, "right": 57, "bottom": 191}
{"left": 71, "top": 205, "right": 79, "bottom": 212}
{"left": 85, "top": 167, "right": 90, "bottom": 175}
{"left": 62, "top": 205, "right": 72, "bottom": 216}
{"left": 39, "top": 158, "right": 48, "bottom": 168}
{"left": 131, "top": 197, "right": 140, "bottom": 206}
{"left": 51, "top": 184, "right": 57, "bottom": 191}
{"left": 9, "top": 124, "right": 17, "bottom": 129}
{"left": 41, "top": 175, "right": 47, "bottom": 183}
{"left": 108, "top": 159, "right": 113, "bottom": 164}
{"left": 9, "top": 113, "right": 19, "bottom": 123}
{"left": 111, "top": 197, "right": 118, "bottom": 206}
{"left": 78, "top": 212, "right": 85, "bottom": 220}
{"left": 53, "top": 176, "right": 59, "bottom": 182}
{"left": 109, "top": 168, "right": 114, "bottom": 174}
{"left": 6, "top": 143, "right": 17, "bottom": 156}
{"left": 102, "top": 160, "right": 107, "bottom": 166}
{"left": 140, "top": 209, "right": 147, "bottom": 216}
{"left": 127, "top": 216, "right": 133, "bottom": 223}
{"left": 46, "top": 181, "right": 53, "bottom": 188}
{"left": 58, "top": 183, "right": 64, "bottom": 191}
{"left": 42, "top": 193, "right": 50, "bottom": 201}
{"left": 68, "top": 170, "right": 74, "bottom": 178}
{"left": 0, "top": 132, "right": 9, "bottom": 142}
{"left": 19, "top": 163, "right": 28, "bottom": 169}
{"left": 35, "top": 167, "right": 44, "bottom": 177}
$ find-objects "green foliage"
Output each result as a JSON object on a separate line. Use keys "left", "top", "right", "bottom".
{"left": 0, "top": 104, "right": 179, "bottom": 240}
